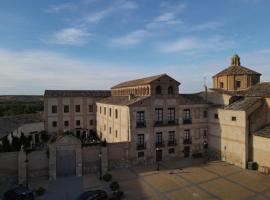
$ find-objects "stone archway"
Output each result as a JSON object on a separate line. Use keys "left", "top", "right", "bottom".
{"left": 49, "top": 135, "right": 82, "bottom": 180}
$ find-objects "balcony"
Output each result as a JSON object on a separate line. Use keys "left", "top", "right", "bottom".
{"left": 183, "top": 139, "right": 192, "bottom": 145}
{"left": 167, "top": 119, "right": 179, "bottom": 125}
{"left": 154, "top": 120, "right": 163, "bottom": 126}
{"left": 154, "top": 119, "right": 178, "bottom": 127}
{"left": 136, "top": 143, "right": 146, "bottom": 150}
{"left": 183, "top": 118, "right": 192, "bottom": 124}
{"left": 136, "top": 121, "right": 146, "bottom": 128}
{"left": 168, "top": 140, "right": 177, "bottom": 146}
{"left": 155, "top": 141, "right": 164, "bottom": 148}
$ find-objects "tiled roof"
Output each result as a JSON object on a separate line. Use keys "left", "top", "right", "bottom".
{"left": 0, "top": 113, "right": 43, "bottom": 138}
{"left": 254, "top": 125, "right": 270, "bottom": 138}
{"left": 97, "top": 96, "right": 150, "bottom": 106}
{"left": 213, "top": 65, "right": 261, "bottom": 77}
{"left": 111, "top": 74, "right": 180, "bottom": 89}
{"left": 241, "top": 82, "right": 270, "bottom": 97}
{"left": 44, "top": 90, "right": 111, "bottom": 98}
{"left": 225, "top": 97, "right": 262, "bottom": 111}
{"left": 178, "top": 94, "right": 209, "bottom": 105}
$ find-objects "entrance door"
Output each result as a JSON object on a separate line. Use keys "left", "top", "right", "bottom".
{"left": 156, "top": 149, "right": 162, "bottom": 162}
{"left": 184, "top": 146, "right": 190, "bottom": 158}
{"left": 56, "top": 149, "right": 76, "bottom": 177}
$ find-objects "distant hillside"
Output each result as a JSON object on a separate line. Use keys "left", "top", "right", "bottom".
{"left": 0, "top": 95, "right": 43, "bottom": 117}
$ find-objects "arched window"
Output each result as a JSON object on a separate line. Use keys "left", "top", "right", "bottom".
{"left": 168, "top": 86, "right": 174, "bottom": 95}
{"left": 156, "top": 86, "right": 162, "bottom": 95}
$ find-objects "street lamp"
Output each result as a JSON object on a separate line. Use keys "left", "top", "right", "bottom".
{"left": 203, "top": 140, "right": 208, "bottom": 164}
{"left": 156, "top": 147, "right": 160, "bottom": 171}
{"left": 99, "top": 148, "right": 102, "bottom": 180}
{"left": 24, "top": 158, "right": 29, "bottom": 188}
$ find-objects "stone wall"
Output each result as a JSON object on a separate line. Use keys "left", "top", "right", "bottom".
{"left": 82, "top": 146, "right": 99, "bottom": 174}
{"left": 28, "top": 150, "right": 49, "bottom": 180}
{"left": 0, "top": 152, "right": 18, "bottom": 194}
{"left": 253, "top": 135, "right": 270, "bottom": 168}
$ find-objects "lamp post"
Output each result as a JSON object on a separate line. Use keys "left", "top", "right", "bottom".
{"left": 99, "top": 144, "right": 102, "bottom": 180}
{"left": 25, "top": 157, "right": 29, "bottom": 188}
{"left": 203, "top": 140, "right": 208, "bottom": 164}
{"left": 156, "top": 147, "right": 160, "bottom": 171}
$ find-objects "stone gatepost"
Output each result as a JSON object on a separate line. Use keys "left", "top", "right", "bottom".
{"left": 18, "top": 149, "right": 27, "bottom": 184}
{"left": 49, "top": 143, "right": 56, "bottom": 180}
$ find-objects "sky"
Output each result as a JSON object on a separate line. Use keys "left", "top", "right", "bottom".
{"left": 1, "top": 0, "right": 270, "bottom": 94}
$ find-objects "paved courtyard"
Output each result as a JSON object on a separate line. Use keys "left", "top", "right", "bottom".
{"left": 83, "top": 160, "right": 270, "bottom": 200}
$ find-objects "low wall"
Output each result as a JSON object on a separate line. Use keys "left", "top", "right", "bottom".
{"left": 253, "top": 135, "right": 270, "bottom": 168}
{"left": 28, "top": 150, "right": 49, "bottom": 180}
{"left": 0, "top": 152, "right": 18, "bottom": 195}
{"left": 82, "top": 146, "right": 99, "bottom": 174}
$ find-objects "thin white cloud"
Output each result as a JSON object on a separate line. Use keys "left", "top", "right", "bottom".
{"left": 45, "top": 3, "right": 76, "bottom": 13}
{"left": 111, "top": 30, "right": 150, "bottom": 46}
{"left": 80, "top": 0, "right": 138, "bottom": 24}
{"left": 48, "top": 28, "right": 91, "bottom": 45}
{"left": 158, "top": 36, "right": 235, "bottom": 53}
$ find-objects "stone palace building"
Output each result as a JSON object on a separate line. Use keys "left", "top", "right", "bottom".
{"left": 43, "top": 54, "right": 270, "bottom": 173}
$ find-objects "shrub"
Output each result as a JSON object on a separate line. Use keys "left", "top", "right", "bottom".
{"left": 36, "top": 187, "right": 46, "bottom": 196}
{"left": 103, "top": 173, "right": 112, "bottom": 182}
{"left": 110, "top": 181, "right": 120, "bottom": 191}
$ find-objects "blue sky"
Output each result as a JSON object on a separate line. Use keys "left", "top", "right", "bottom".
{"left": 0, "top": 0, "right": 270, "bottom": 94}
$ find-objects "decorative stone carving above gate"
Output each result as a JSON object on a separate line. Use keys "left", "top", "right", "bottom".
{"left": 48, "top": 134, "right": 82, "bottom": 180}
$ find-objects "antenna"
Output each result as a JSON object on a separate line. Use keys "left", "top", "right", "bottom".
{"left": 203, "top": 76, "right": 207, "bottom": 87}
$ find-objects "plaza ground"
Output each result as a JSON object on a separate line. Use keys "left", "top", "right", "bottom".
{"left": 11, "top": 160, "right": 270, "bottom": 200}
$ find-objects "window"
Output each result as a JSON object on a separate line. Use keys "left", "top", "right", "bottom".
{"left": 220, "top": 82, "right": 224, "bottom": 88}
{"left": 203, "top": 110, "right": 208, "bottom": 118}
{"left": 52, "top": 105, "right": 57, "bottom": 113}
{"left": 104, "top": 107, "right": 107, "bottom": 115}
{"left": 155, "top": 108, "right": 163, "bottom": 122}
{"left": 168, "top": 108, "right": 175, "bottom": 121}
{"left": 136, "top": 111, "right": 145, "bottom": 122}
{"left": 109, "top": 108, "right": 112, "bottom": 117}
{"left": 75, "top": 105, "right": 80, "bottom": 113}
{"left": 115, "top": 130, "right": 118, "bottom": 138}
{"left": 138, "top": 151, "right": 144, "bottom": 158}
{"left": 104, "top": 125, "right": 106, "bottom": 131}
{"left": 89, "top": 120, "right": 93, "bottom": 125}
{"left": 137, "top": 134, "right": 144, "bottom": 145}
{"left": 100, "top": 106, "right": 102, "bottom": 114}
{"left": 64, "top": 105, "right": 69, "bottom": 113}
{"left": 52, "top": 121, "right": 57, "bottom": 127}
{"left": 115, "top": 109, "right": 118, "bottom": 119}
{"left": 156, "top": 85, "right": 162, "bottom": 95}
{"left": 232, "top": 116, "right": 237, "bottom": 121}
{"left": 89, "top": 105, "right": 93, "bottom": 112}
{"left": 76, "top": 120, "right": 80, "bottom": 126}
{"left": 168, "top": 148, "right": 175, "bottom": 154}
{"left": 64, "top": 121, "right": 69, "bottom": 127}
{"left": 203, "top": 130, "right": 207, "bottom": 138}
{"left": 109, "top": 127, "right": 111, "bottom": 134}
{"left": 168, "top": 131, "right": 175, "bottom": 142}
{"left": 236, "top": 80, "right": 241, "bottom": 88}
{"left": 183, "top": 109, "right": 191, "bottom": 120}
{"left": 184, "top": 129, "right": 190, "bottom": 140}
{"left": 156, "top": 132, "right": 163, "bottom": 144}
{"left": 214, "top": 113, "right": 219, "bottom": 119}
{"left": 168, "top": 86, "right": 174, "bottom": 95}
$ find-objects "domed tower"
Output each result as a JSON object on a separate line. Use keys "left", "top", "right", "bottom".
{"left": 212, "top": 54, "right": 261, "bottom": 91}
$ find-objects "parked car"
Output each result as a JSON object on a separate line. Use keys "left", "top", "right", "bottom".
{"left": 3, "top": 185, "right": 34, "bottom": 200}
{"left": 77, "top": 190, "right": 108, "bottom": 200}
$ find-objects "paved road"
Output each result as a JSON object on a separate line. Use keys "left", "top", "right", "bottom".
{"left": 44, "top": 176, "right": 83, "bottom": 200}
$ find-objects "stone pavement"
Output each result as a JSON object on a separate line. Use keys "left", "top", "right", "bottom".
{"left": 82, "top": 160, "right": 270, "bottom": 200}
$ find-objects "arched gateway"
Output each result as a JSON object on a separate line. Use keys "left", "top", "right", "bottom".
{"left": 49, "top": 135, "right": 82, "bottom": 180}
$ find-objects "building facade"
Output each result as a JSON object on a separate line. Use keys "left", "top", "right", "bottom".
{"left": 43, "top": 55, "right": 270, "bottom": 170}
